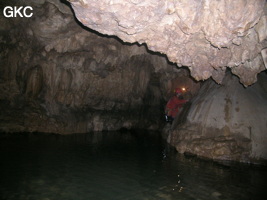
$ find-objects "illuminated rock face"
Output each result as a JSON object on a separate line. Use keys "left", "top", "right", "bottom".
{"left": 167, "top": 73, "right": 267, "bottom": 163}
{"left": 1, "top": 0, "right": 267, "bottom": 163}
{"left": 1, "top": 0, "right": 189, "bottom": 133}
{"left": 1, "top": 0, "right": 202, "bottom": 133}
{"left": 68, "top": 0, "right": 267, "bottom": 86}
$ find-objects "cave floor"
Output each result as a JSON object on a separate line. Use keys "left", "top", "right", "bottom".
{"left": 0, "top": 131, "right": 266, "bottom": 200}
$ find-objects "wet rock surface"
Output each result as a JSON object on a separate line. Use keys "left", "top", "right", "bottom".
{"left": 166, "top": 72, "right": 267, "bottom": 163}
{"left": 1, "top": 0, "right": 267, "bottom": 164}
{"left": 68, "top": 0, "right": 267, "bottom": 86}
{"left": 0, "top": 0, "right": 198, "bottom": 133}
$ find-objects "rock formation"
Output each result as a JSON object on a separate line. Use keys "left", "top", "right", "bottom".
{"left": 67, "top": 0, "right": 267, "bottom": 86}
{"left": 0, "top": 0, "right": 198, "bottom": 133}
{"left": 1, "top": 0, "right": 267, "bottom": 163}
{"left": 165, "top": 72, "right": 267, "bottom": 163}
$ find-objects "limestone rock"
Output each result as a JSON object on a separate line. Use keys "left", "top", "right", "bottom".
{"left": 1, "top": 0, "right": 190, "bottom": 133}
{"left": 168, "top": 72, "right": 267, "bottom": 163}
{"left": 68, "top": 0, "right": 267, "bottom": 86}
{"left": 262, "top": 48, "right": 267, "bottom": 69}
{"left": 1, "top": 0, "right": 267, "bottom": 164}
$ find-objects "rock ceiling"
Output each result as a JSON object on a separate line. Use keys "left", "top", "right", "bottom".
{"left": 67, "top": 0, "right": 267, "bottom": 86}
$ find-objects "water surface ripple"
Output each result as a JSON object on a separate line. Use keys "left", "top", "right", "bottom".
{"left": 0, "top": 131, "right": 266, "bottom": 200}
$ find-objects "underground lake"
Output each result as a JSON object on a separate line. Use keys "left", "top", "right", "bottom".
{"left": 0, "top": 131, "right": 266, "bottom": 200}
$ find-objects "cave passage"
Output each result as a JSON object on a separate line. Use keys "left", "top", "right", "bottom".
{"left": 1, "top": 0, "right": 267, "bottom": 170}
{"left": 1, "top": 131, "right": 267, "bottom": 200}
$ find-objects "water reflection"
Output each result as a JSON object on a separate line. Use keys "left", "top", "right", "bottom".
{"left": 0, "top": 131, "right": 266, "bottom": 200}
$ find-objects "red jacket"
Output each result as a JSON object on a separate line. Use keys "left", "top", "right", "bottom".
{"left": 165, "top": 96, "right": 187, "bottom": 118}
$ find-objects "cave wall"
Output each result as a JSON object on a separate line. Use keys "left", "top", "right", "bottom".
{"left": 0, "top": 0, "right": 199, "bottom": 133}
{"left": 1, "top": 0, "right": 267, "bottom": 164}
{"left": 166, "top": 72, "right": 267, "bottom": 163}
{"left": 67, "top": 0, "right": 267, "bottom": 86}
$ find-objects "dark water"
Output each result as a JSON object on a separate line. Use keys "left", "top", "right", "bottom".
{"left": 0, "top": 131, "right": 266, "bottom": 200}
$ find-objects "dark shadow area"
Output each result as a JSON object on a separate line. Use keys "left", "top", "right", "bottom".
{"left": 59, "top": 0, "right": 183, "bottom": 70}
{"left": 60, "top": 0, "right": 141, "bottom": 45}
{"left": 171, "top": 101, "right": 192, "bottom": 130}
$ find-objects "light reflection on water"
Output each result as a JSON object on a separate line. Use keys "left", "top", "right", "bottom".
{"left": 0, "top": 131, "right": 266, "bottom": 200}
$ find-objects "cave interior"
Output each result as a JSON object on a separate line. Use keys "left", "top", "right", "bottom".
{"left": 1, "top": 0, "right": 267, "bottom": 164}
